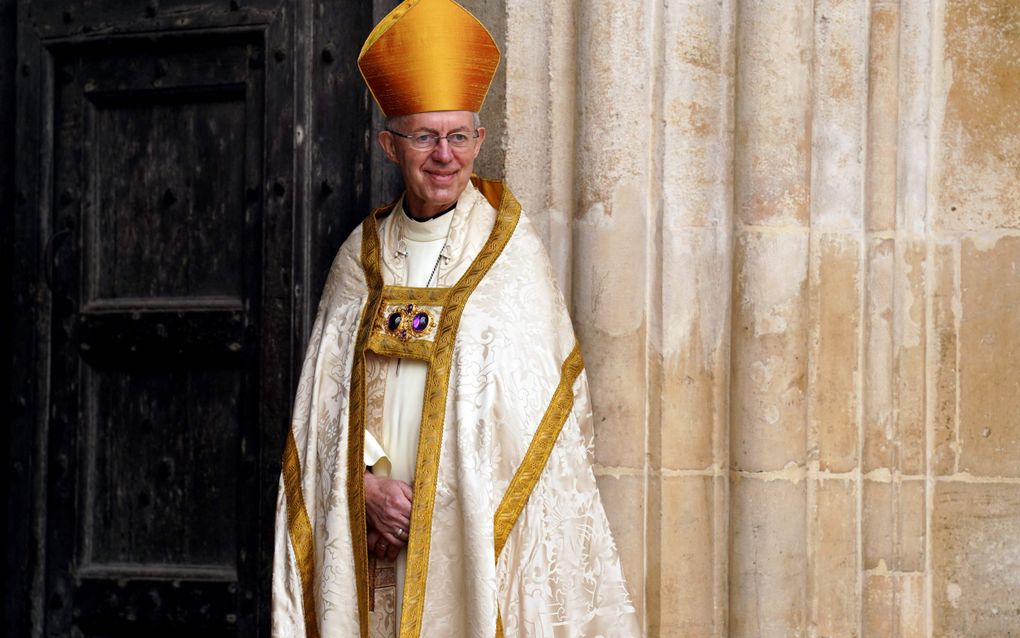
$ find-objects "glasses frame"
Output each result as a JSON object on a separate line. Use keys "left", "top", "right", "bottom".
{"left": 385, "top": 128, "right": 480, "bottom": 151}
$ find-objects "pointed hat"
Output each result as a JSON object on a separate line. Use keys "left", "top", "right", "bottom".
{"left": 358, "top": 0, "right": 500, "bottom": 117}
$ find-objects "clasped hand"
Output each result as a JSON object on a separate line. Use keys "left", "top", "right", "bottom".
{"left": 364, "top": 471, "right": 413, "bottom": 561}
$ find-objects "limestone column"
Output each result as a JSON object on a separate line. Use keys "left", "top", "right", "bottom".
{"left": 862, "top": 1, "right": 931, "bottom": 634}
{"left": 929, "top": 1, "right": 1020, "bottom": 635}
{"left": 806, "top": 1, "right": 868, "bottom": 636}
{"left": 502, "top": 0, "right": 577, "bottom": 294}
{"left": 649, "top": 0, "right": 734, "bottom": 635}
{"left": 568, "top": 0, "right": 654, "bottom": 627}
{"left": 729, "top": 1, "right": 813, "bottom": 635}
{"left": 505, "top": 1, "right": 738, "bottom": 634}
{"left": 503, "top": 0, "right": 656, "bottom": 625}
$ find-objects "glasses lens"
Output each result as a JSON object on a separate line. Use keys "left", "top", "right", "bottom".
{"left": 411, "top": 133, "right": 438, "bottom": 149}
{"left": 447, "top": 133, "right": 470, "bottom": 147}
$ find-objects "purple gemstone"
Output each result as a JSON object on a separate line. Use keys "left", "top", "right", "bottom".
{"left": 412, "top": 312, "right": 429, "bottom": 332}
{"left": 387, "top": 312, "right": 402, "bottom": 331}
{"left": 400, "top": 329, "right": 408, "bottom": 339}
{"left": 406, "top": 304, "right": 414, "bottom": 313}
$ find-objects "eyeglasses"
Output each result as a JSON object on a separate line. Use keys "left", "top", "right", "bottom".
{"left": 386, "top": 128, "right": 479, "bottom": 151}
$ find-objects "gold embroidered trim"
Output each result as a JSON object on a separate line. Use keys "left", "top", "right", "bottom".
{"left": 366, "top": 332, "right": 436, "bottom": 361}
{"left": 348, "top": 212, "right": 388, "bottom": 638}
{"left": 493, "top": 342, "right": 585, "bottom": 559}
{"left": 380, "top": 285, "right": 451, "bottom": 306}
{"left": 283, "top": 430, "right": 321, "bottom": 638}
{"left": 399, "top": 178, "right": 521, "bottom": 638}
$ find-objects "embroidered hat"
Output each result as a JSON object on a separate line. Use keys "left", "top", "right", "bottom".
{"left": 358, "top": 0, "right": 500, "bottom": 117}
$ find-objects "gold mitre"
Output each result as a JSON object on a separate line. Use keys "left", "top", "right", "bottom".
{"left": 358, "top": 0, "right": 500, "bottom": 117}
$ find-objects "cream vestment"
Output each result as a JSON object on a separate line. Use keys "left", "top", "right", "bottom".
{"left": 364, "top": 202, "right": 453, "bottom": 624}
{"left": 272, "top": 178, "right": 638, "bottom": 638}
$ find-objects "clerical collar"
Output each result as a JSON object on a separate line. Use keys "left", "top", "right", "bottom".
{"left": 403, "top": 201, "right": 456, "bottom": 222}
{"left": 399, "top": 200, "right": 455, "bottom": 243}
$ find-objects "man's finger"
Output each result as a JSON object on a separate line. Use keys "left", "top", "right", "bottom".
{"left": 397, "top": 480, "right": 414, "bottom": 501}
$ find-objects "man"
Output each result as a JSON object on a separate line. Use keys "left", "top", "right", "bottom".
{"left": 272, "top": 1, "right": 637, "bottom": 636}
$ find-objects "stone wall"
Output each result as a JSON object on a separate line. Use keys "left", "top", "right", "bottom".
{"left": 470, "top": 0, "right": 1020, "bottom": 635}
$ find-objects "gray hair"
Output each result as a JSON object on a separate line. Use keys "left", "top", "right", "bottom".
{"left": 385, "top": 112, "right": 482, "bottom": 132}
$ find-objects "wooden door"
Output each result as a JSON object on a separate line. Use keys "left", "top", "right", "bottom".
{"left": 7, "top": 1, "right": 372, "bottom": 635}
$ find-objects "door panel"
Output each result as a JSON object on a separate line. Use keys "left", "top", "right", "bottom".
{"left": 89, "top": 93, "right": 247, "bottom": 301}
{"left": 9, "top": 0, "right": 373, "bottom": 634}
{"left": 46, "top": 30, "right": 264, "bottom": 637}
{"left": 86, "top": 367, "right": 241, "bottom": 566}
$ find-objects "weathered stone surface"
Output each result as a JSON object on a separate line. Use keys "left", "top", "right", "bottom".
{"left": 658, "top": 228, "right": 729, "bottom": 471}
{"left": 898, "top": 572, "right": 927, "bottom": 638}
{"left": 894, "top": 240, "right": 927, "bottom": 476}
{"left": 863, "top": 572, "right": 894, "bottom": 638}
{"left": 575, "top": 201, "right": 647, "bottom": 469}
{"left": 574, "top": 1, "right": 651, "bottom": 216}
{"left": 812, "top": 479, "right": 859, "bottom": 637}
{"left": 958, "top": 236, "right": 1020, "bottom": 477}
{"left": 854, "top": 234, "right": 929, "bottom": 474}
{"left": 735, "top": 0, "right": 812, "bottom": 226}
{"left": 730, "top": 476, "right": 806, "bottom": 637}
{"left": 896, "top": 1, "right": 934, "bottom": 234}
{"left": 866, "top": 1, "right": 899, "bottom": 233}
{"left": 496, "top": 0, "right": 1020, "bottom": 635}
{"left": 809, "top": 232, "right": 861, "bottom": 472}
{"left": 864, "top": 237, "right": 895, "bottom": 471}
{"left": 933, "top": 241, "right": 960, "bottom": 475}
{"left": 810, "top": 0, "right": 867, "bottom": 232}
{"left": 648, "top": 475, "right": 725, "bottom": 637}
{"left": 935, "top": 0, "right": 1020, "bottom": 231}
{"left": 863, "top": 478, "right": 926, "bottom": 572}
{"left": 899, "top": 479, "right": 926, "bottom": 572}
{"left": 731, "top": 230, "right": 809, "bottom": 472}
{"left": 662, "top": 0, "right": 734, "bottom": 229}
{"left": 934, "top": 482, "right": 1020, "bottom": 636}
{"left": 863, "top": 572, "right": 925, "bottom": 638}
{"left": 568, "top": 0, "right": 653, "bottom": 473}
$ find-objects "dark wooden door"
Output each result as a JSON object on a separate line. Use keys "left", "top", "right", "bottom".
{"left": 7, "top": 1, "right": 371, "bottom": 635}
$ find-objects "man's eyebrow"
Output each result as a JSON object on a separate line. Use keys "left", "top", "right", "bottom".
{"left": 410, "top": 125, "right": 471, "bottom": 134}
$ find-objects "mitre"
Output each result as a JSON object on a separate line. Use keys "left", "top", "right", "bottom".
{"left": 358, "top": 0, "right": 501, "bottom": 117}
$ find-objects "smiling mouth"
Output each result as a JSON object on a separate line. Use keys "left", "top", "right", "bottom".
{"left": 427, "top": 171, "right": 457, "bottom": 182}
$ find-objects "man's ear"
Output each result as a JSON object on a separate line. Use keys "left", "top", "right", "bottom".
{"left": 378, "top": 130, "right": 399, "bottom": 163}
{"left": 474, "top": 126, "right": 486, "bottom": 158}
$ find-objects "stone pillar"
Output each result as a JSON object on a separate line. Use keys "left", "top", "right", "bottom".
{"left": 729, "top": 2, "right": 812, "bottom": 636}
{"left": 504, "top": 0, "right": 737, "bottom": 633}
{"left": 929, "top": 1, "right": 1020, "bottom": 635}
{"left": 568, "top": 0, "right": 654, "bottom": 626}
{"left": 490, "top": 0, "right": 1020, "bottom": 636}
{"left": 650, "top": 0, "right": 734, "bottom": 634}
{"left": 806, "top": 1, "right": 869, "bottom": 636}
{"left": 862, "top": 1, "right": 929, "bottom": 635}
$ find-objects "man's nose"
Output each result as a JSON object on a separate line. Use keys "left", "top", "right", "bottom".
{"left": 431, "top": 138, "right": 454, "bottom": 161}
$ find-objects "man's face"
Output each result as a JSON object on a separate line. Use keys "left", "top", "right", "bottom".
{"left": 379, "top": 110, "right": 485, "bottom": 219}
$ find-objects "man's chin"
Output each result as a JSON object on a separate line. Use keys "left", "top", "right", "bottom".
{"left": 424, "top": 182, "right": 463, "bottom": 202}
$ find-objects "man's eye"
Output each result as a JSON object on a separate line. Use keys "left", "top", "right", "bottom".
{"left": 448, "top": 133, "right": 469, "bottom": 144}
{"left": 413, "top": 134, "right": 436, "bottom": 145}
